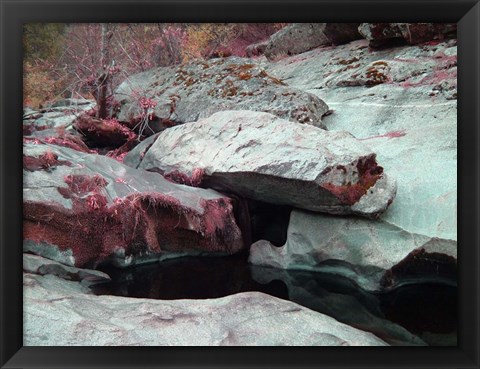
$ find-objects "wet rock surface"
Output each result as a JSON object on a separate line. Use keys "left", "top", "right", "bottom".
{"left": 23, "top": 253, "right": 111, "bottom": 285}
{"left": 114, "top": 56, "right": 329, "bottom": 129}
{"left": 124, "top": 110, "right": 396, "bottom": 218}
{"left": 23, "top": 142, "right": 243, "bottom": 268}
{"left": 91, "top": 255, "right": 456, "bottom": 346}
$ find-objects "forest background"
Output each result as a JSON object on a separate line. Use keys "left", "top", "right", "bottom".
{"left": 23, "top": 23, "right": 285, "bottom": 110}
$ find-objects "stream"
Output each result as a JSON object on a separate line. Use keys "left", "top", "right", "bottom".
{"left": 92, "top": 253, "right": 456, "bottom": 346}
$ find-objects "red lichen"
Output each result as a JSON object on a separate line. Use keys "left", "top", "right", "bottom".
{"left": 360, "top": 130, "right": 407, "bottom": 141}
{"left": 42, "top": 135, "right": 94, "bottom": 153}
{"left": 164, "top": 168, "right": 205, "bottom": 187}
{"left": 321, "top": 157, "right": 383, "bottom": 205}
{"left": 23, "top": 151, "right": 72, "bottom": 172}
{"left": 24, "top": 185, "right": 243, "bottom": 268}
{"left": 62, "top": 174, "right": 108, "bottom": 195}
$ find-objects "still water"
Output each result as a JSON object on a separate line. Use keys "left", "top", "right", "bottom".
{"left": 93, "top": 253, "right": 457, "bottom": 346}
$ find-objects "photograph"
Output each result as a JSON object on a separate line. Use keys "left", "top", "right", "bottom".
{"left": 21, "top": 22, "right": 458, "bottom": 347}
{"left": 1, "top": 0, "right": 479, "bottom": 368}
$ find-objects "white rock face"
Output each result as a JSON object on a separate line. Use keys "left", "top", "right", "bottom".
{"left": 249, "top": 39, "right": 457, "bottom": 288}
{"left": 249, "top": 210, "right": 457, "bottom": 291}
{"left": 23, "top": 273, "right": 388, "bottom": 346}
{"left": 125, "top": 110, "right": 397, "bottom": 218}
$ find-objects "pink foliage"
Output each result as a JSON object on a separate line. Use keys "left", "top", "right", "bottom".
{"left": 360, "top": 130, "right": 407, "bottom": 141}
{"left": 164, "top": 168, "right": 205, "bottom": 187}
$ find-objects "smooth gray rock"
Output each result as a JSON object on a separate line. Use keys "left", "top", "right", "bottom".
{"left": 114, "top": 56, "right": 329, "bottom": 129}
{"left": 125, "top": 110, "right": 396, "bottom": 218}
{"left": 264, "top": 23, "right": 330, "bottom": 61}
{"left": 23, "top": 253, "right": 111, "bottom": 285}
{"left": 259, "top": 39, "right": 457, "bottom": 277}
{"left": 23, "top": 142, "right": 243, "bottom": 268}
{"left": 23, "top": 273, "right": 388, "bottom": 346}
{"left": 249, "top": 210, "right": 457, "bottom": 292}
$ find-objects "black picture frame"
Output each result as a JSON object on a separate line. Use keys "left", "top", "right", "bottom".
{"left": 1, "top": 0, "right": 478, "bottom": 368}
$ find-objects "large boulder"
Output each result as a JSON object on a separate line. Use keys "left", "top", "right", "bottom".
{"left": 24, "top": 272, "right": 388, "bottom": 346}
{"left": 250, "top": 210, "right": 457, "bottom": 292}
{"left": 251, "top": 39, "right": 457, "bottom": 290}
{"left": 358, "top": 23, "right": 457, "bottom": 48}
{"left": 264, "top": 23, "right": 330, "bottom": 60}
{"left": 114, "top": 57, "right": 329, "bottom": 129}
{"left": 323, "top": 23, "right": 363, "bottom": 45}
{"left": 23, "top": 142, "right": 244, "bottom": 268}
{"left": 265, "top": 40, "right": 457, "bottom": 236}
{"left": 124, "top": 110, "right": 397, "bottom": 218}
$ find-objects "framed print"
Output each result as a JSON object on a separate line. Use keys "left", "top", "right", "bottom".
{"left": 1, "top": 0, "right": 479, "bottom": 368}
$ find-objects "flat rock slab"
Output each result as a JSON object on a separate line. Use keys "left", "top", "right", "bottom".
{"left": 23, "top": 273, "right": 388, "bottom": 346}
{"left": 23, "top": 98, "right": 96, "bottom": 135}
{"left": 249, "top": 210, "right": 457, "bottom": 292}
{"left": 23, "top": 253, "right": 111, "bottom": 285}
{"left": 114, "top": 56, "right": 329, "bottom": 129}
{"left": 23, "top": 142, "right": 243, "bottom": 268}
{"left": 125, "top": 110, "right": 396, "bottom": 218}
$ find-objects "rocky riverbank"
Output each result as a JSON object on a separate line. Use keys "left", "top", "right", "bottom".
{"left": 23, "top": 23, "right": 457, "bottom": 346}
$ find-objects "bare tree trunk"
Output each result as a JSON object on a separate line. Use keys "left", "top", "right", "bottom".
{"left": 97, "top": 23, "right": 111, "bottom": 119}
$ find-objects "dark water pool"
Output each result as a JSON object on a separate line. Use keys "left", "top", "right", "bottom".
{"left": 93, "top": 254, "right": 456, "bottom": 346}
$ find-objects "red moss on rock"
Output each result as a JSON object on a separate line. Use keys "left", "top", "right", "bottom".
{"left": 74, "top": 114, "right": 136, "bottom": 147}
{"left": 164, "top": 168, "right": 205, "bottom": 187}
{"left": 105, "top": 139, "right": 139, "bottom": 163}
{"left": 24, "top": 187, "right": 243, "bottom": 268}
{"left": 23, "top": 151, "right": 72, "bottom": 172}
{"left": 321, "top": 157, "right": 383, "bottom": 206}
{"left": 42, "top": 135, "right": 93, "bottom": 153}
{"left": 62, "top": 174, "right": 108, "bottom": 196}
{"left": 23, "top": 134, "right": 94, "bottom": 154}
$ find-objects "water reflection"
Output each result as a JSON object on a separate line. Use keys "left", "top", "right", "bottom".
{"left": 93, "top": 254, "right": 456, "bottom": 346}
